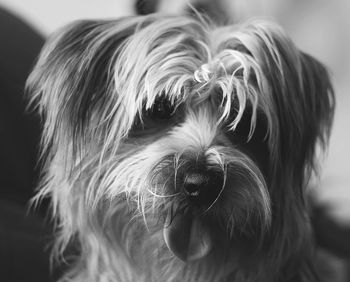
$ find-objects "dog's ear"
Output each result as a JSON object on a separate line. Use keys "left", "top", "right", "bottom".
{"left": 26, "top": 18, "right": 143, "bottom": 165}
{"left": 271, "top": 50, "right": 335, "bottom": 277}
{"left": 298, "top": 52, "right": 335, "bottom": 173}
{"left": 224, "top": 21, "right": 335, "bottom": 187}
{"left": 264, "top": 28, "right": 335, "bottom": 189}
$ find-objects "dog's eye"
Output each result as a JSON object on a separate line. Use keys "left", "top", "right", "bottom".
{"left": 148, "top": 97, "right": 175, "bottom": 120}
{"left": 131, "top": 97, "right": 179, "bottom": 135}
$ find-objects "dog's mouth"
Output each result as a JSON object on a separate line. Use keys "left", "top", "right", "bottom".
{"left": 163, "top": 209, "right": 212, "bottom": 261}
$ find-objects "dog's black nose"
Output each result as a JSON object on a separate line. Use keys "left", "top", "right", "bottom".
{"left": 182, "top": 171, "right": 223, "bottom": 206}
{"left": 183, "top": 173, "right": 209, "bottom": 197}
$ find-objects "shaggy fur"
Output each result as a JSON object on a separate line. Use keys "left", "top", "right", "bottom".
{"left": 27, "top": 14, "right": 334, "bottom": 282}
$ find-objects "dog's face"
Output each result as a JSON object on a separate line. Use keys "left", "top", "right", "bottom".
{"left": 27, "top": 15, "right": 334, "bottom": 282}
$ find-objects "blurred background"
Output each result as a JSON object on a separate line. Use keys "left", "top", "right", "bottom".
{"left": 0, "top": 0, "right": 349, "bottom": 281}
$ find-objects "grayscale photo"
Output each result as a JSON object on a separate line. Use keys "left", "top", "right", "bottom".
{"left": 0, "top": 0, "right": 349, "bottom": 281}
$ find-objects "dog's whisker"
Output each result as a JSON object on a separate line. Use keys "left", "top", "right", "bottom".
{"left": 202, "top": 164, "right": 227, "bottom": 214}
{"left": 147, "top": 188, "right": 180, "bottom": 199}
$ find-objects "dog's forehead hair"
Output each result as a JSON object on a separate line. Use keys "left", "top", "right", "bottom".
{"left": 114, "top": 18, "right": 281, "bottom": 136}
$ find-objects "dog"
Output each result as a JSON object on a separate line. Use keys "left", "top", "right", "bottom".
{"left": 26, "top": 14, "right": 335, "bottom": 282}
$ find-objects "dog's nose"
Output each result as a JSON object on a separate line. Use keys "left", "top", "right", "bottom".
{"left": 182, "top": 171, "right": 223, "bottom": 206}
{"left": 183, "top": 173, "right": 209, "bottom": 197}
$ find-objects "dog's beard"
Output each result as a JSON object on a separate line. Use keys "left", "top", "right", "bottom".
{"left": 92, "top": 103, "right": 271, "bottom": 271}
{"left": 91, "top": 144, "right": 270, "bottom": 281}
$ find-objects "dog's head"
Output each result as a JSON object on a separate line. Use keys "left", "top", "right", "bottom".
{"left": 27, "top": 15, "right": 334, "bottom": 281}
